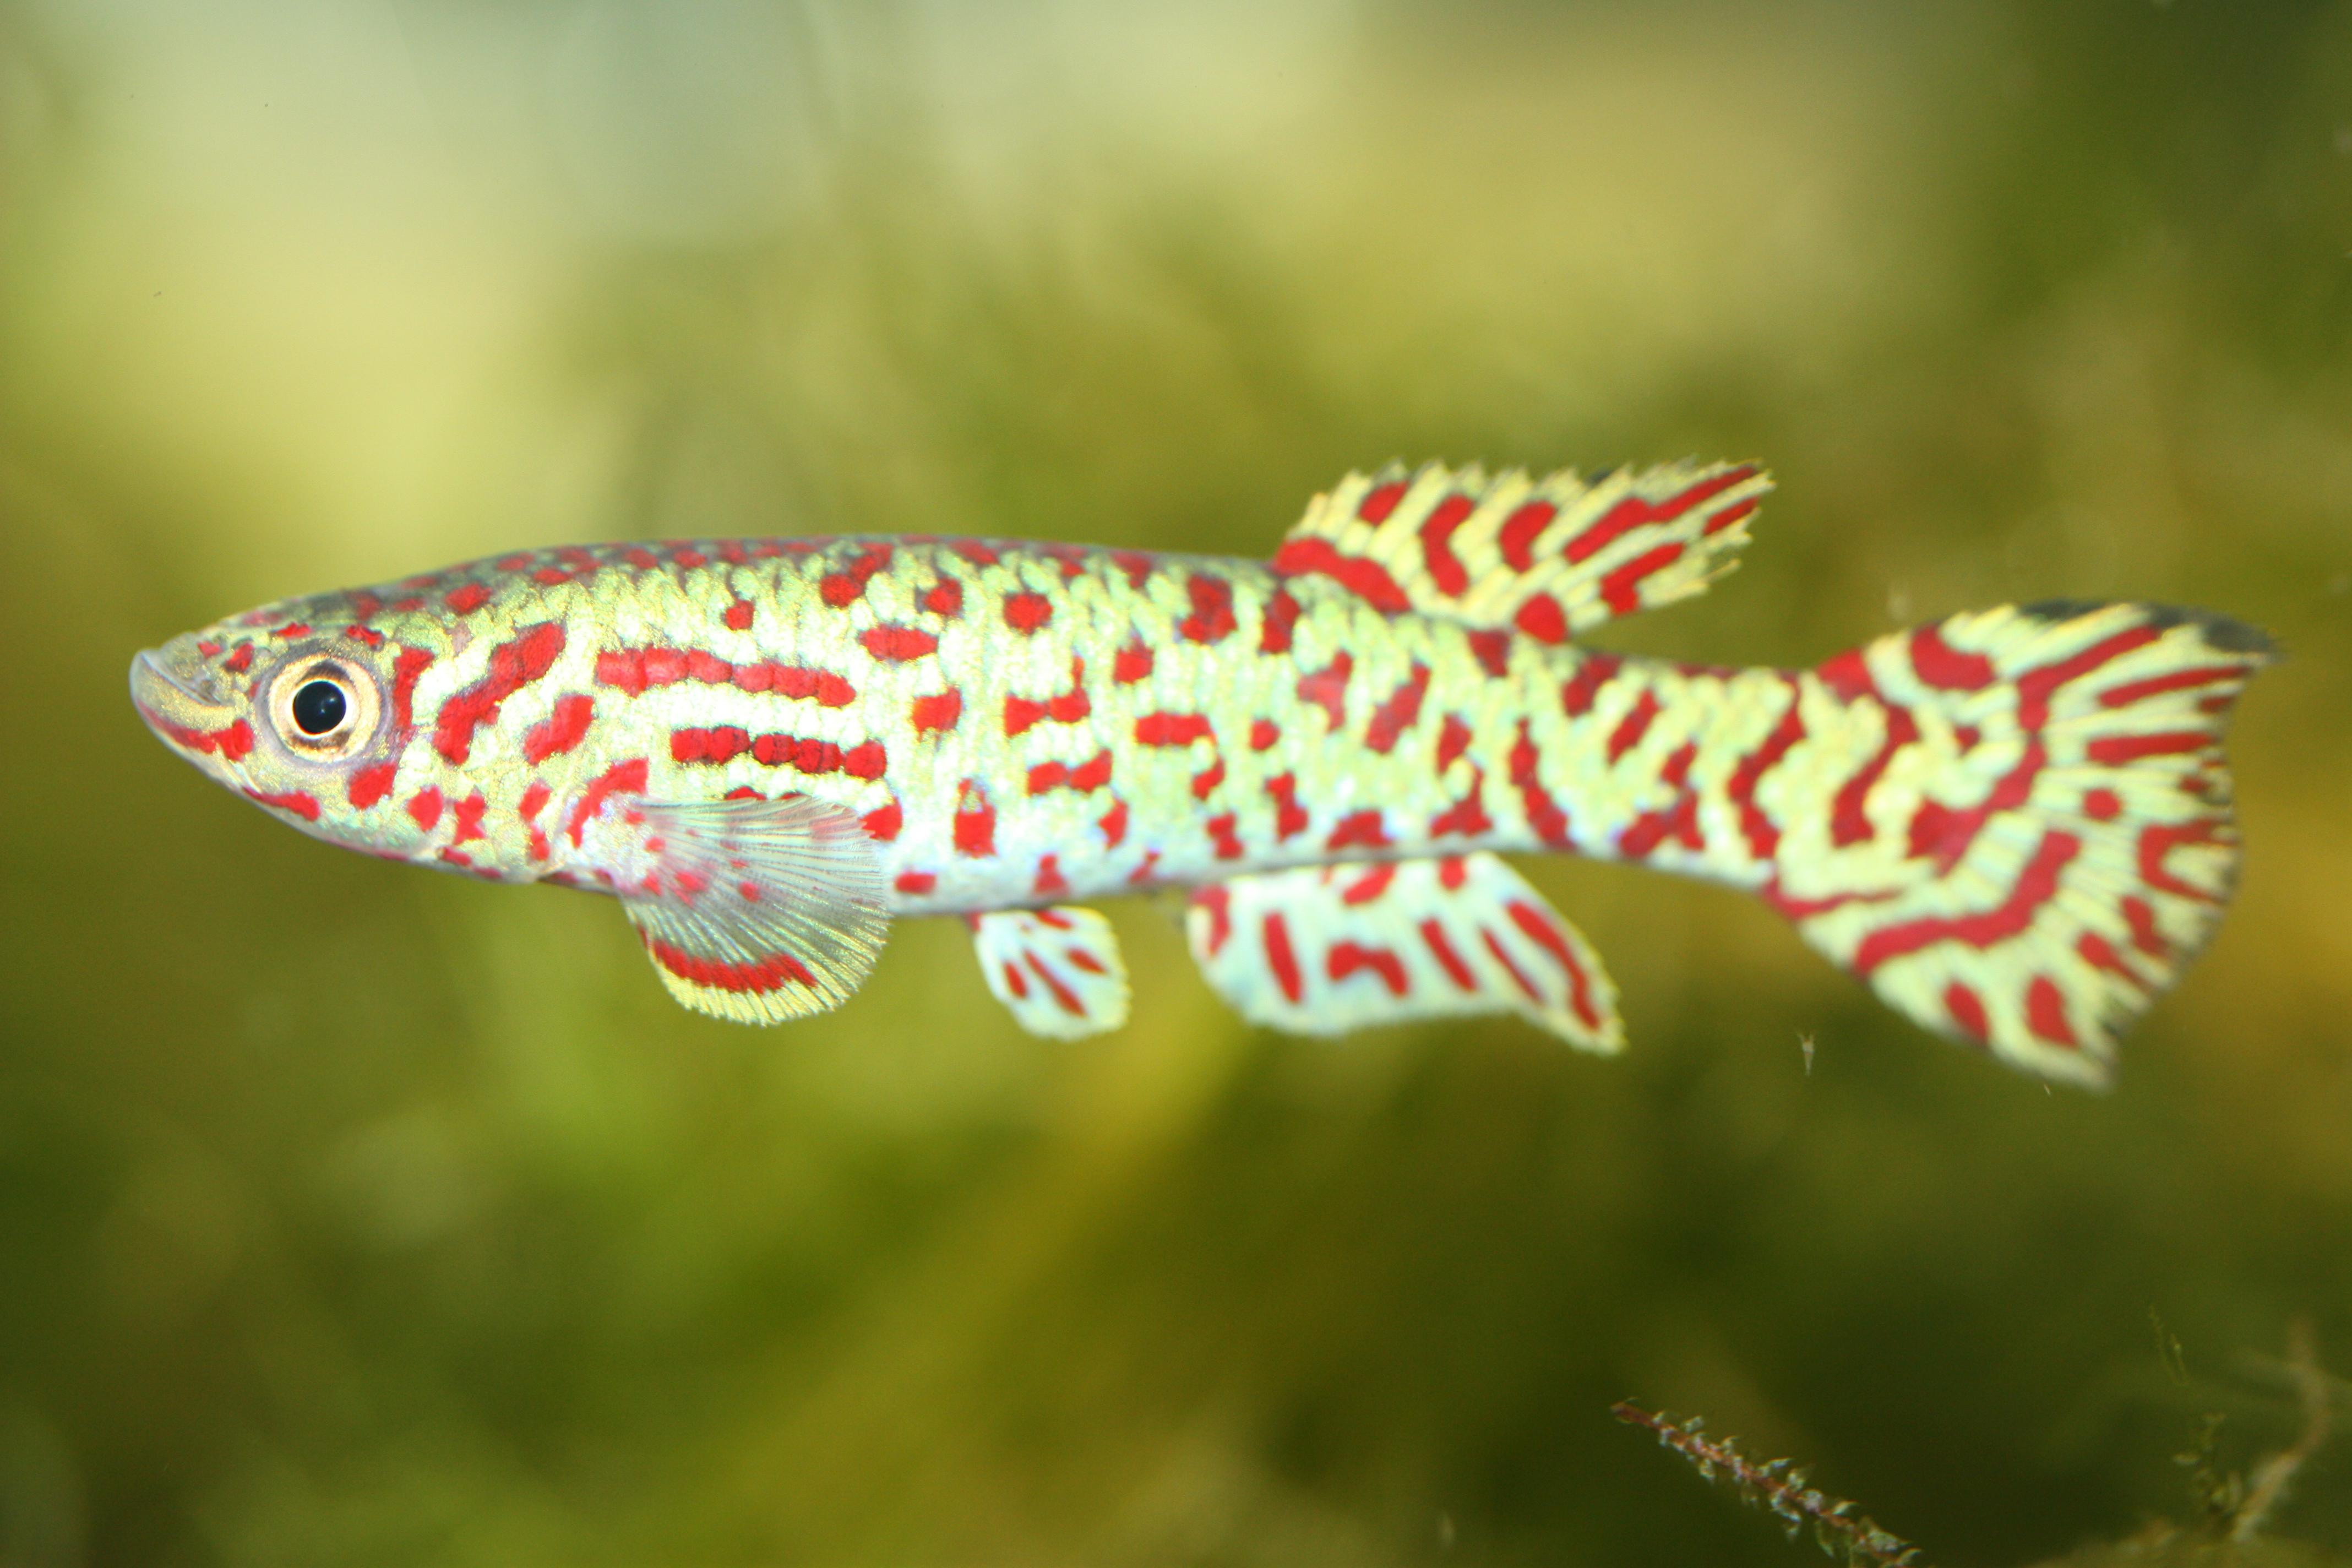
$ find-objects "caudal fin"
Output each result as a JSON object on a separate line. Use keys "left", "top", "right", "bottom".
{"left": 1773, "top": 601, "right": 2273, "bottom": 1088}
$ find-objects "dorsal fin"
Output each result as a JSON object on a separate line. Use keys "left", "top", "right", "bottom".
{"left": 1273, "top": 460, "right": 1771, "bottom": 643}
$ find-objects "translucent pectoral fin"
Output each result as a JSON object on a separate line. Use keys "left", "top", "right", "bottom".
{"left": 968, "top": 907, "right": 1130, "bottom": 1039}
{"left": 1186, "top": 853, "right": 1623, "bottom": 1052}
{"left": 613, "top": 796, "right": 890, "bottom": 1025}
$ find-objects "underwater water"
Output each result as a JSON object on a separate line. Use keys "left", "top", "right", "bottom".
{"left": 3, "top": 0, "right": 2350, "bottom": 1562}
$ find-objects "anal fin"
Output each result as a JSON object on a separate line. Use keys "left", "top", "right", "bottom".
{"left": 1186, "top": 853, "right": 1623, "bottom": 1052}
{"left": 608, "top": 796, "right": 890, "bottom": 1024}
{"left": 969, "top": 907, "right": 1130, "bottom": 1039}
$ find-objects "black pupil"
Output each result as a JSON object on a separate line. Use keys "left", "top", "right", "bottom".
{"left": 292, "top": 679, "right": 348, "bottom": 736}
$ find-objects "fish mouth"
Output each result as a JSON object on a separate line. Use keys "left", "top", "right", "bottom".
{"left": 130, "top": 643, "right": 247, "bottom": 760}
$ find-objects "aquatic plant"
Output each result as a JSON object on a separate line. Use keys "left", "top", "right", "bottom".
{"left": 1611, "top": 1401, "right": 1926, "bottom": 1566}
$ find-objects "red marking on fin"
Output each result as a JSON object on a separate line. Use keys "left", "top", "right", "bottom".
{"left": 1909, "top": 625, "right": 1995, "bottom": 690}
{"left": 1358, "top": 481, "right": 1407, "bottom": 522}
{"left": 1567, "top": 466, "right": 1752, "bottom": 563}
{"left": 1605, "top": 689, "right": 1660, "bottom": 764}
{"left": 1560, "top": 652, "right": 1620, "bottom": 718}
{"left": 1499, "top": 500, "right": 1556, "bottom": 570}
{"left": 1853, "top": 830, "right": 2080, "bottom": 975}
{"left": 1270, "top": 538, "right": 1411, "bottom": 612}
{"left": 1264, "top": 913, "right": 1303, "bottom": 1003}
{"left": 1419, "top": 493, "right": 1476, "bottom": 595}
{"left": 1260, "top": 588, "right": 1300, "bottom": 654}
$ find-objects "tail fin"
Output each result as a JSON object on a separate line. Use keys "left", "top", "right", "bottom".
{"left": 1771, "top": 601, "right": 2273, "bottom": 1087}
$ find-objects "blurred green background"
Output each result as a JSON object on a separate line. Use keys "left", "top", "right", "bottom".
{"left": 3, "top": 1, "right": 2350, "bottom": 1563}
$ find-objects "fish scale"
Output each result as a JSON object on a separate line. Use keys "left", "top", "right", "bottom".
{"left": 131, "top": 460, "right": 2272, "bottom": 1087}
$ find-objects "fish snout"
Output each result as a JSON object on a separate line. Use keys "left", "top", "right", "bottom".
{"left": 130, "top": 641, "right": 251, "bottom": 767}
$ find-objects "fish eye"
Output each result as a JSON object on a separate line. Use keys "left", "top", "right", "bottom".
{"left": 291, "top": 679, "right": 347, "bottom": 736}
{"left": 268, "top": 656, "right": 382, "bottom": 758}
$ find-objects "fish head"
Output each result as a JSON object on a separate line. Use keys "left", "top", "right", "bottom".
{"left": 130, "top": 587, "right": 467, "bottom": 856}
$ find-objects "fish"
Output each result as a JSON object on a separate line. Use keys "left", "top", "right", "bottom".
{"left": 130, "top": 460, "right": 2273, "bottom": 1087}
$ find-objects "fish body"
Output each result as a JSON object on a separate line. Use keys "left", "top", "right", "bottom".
{"left": 132, "top": 462, "right": 2271, "bottom": 1086}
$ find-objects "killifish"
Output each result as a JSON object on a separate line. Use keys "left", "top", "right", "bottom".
{"left": 131, "top": 461, "right": 2272, "bottom": 1087}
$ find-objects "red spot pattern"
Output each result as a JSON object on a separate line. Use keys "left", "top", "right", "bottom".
{"left": 670, "top": 726, "right": 887, "bottom": 780}
{"left": 862, "top": 625, "right": 939, "bottom": 662}
{"left": 1028, "top": 750, "right": 1114, "bottom": 796}
{"left": 819, "top": 543, "right": 893, "bottom": 607}
{"left": 1853, "top": 829, "right": 2080, "bottom": 976}
{"left": 1269, "top": 538, "right": 1411, "bottom": 613}
{"left": 923, "top": 578, "right": 963, "bottom": 617}
{"left": 1114, "top": 643, "right": 1154, "bottom": 684}
{"left": 1560, "top": 652, "right": 1620, "bottom": 717}
{"left": 1828, "top": 704, "right": 1919, "bottom": 846}
{"left": 1342, "top": 864, "right": 1396, "bottom": 905}
{"left": 896, "top": 871, "right": 937, "bottom": 894}
{"left": 222, "top": 643, "right": 255, "bottom": 674}
{"left": 863, "top": 799, "right": 902, "bottom": 841}
{"left": 242, "top": 787, "right": 321, "bottom": 821}
{"left": 567, "top": 758, "right": 648, "bottom": 847}
{"left": 1498, "top": 501, "right": 1558, "bottom": 569}
{"left": 1177, "top": 574, "right": 1238, "bottom": 643}
{"left": 1909, "top": 625, "right": 1995, "bottom": 690}
{"left": 1605, "top": 689, "right": 1660, "bottom": 764}
{"left": 1098, "top": 798, "right": 1129, "bottom": 848}
{"left": 1705, "top": 684, "right": 1799, "bottom": 862}
{"left": 911, "top": 689, "right": 963, "bottom": 732}
{"left": 1364, "top": 664, "right": 1430, "bottom": 753}
{"left": 645, "top": 937, "right": 817, "bottom": 996}
{"left": 1943, "top": 982, "right": 1989, "bottom": 1043}
{"left": 522, "top": 694, "right": 595, "bottom": 764}
{"left": 1135, "top": 712, "right": 1214, "bottom": 747}
{"left": 347, "top": 761, "right": 398, "bottom": 808}
{"left": 434, "top": 622, "right": 566, "bottom": 764}
{"left": 1259, "top": 588, "right": 1300, "bottom": 654}
{"left": 1598, "top": 542, "right": 1684, "bottom": 617}
{"left": 450, "top": 792, "right": 487, "bottom": 846}
{"left": 954, "top": 780, "right": 997, "bottom": 857}
{"left": 1207, "top": 813, "right": 1244, "bottom": 859}
{"left": 1329, "top": 942, "right": 1407, "bottom": 995}
{"left": 444, "top": 583, "right": 491, "bottom": 614}
{"left": 1249, "top": 718, "right": 1280, "bottom": 751}
{"left": 1513, "top": 594, "right": 1569, "bottom": 644}
{"left": 1429, "top": 772, "right": 1493, "bottom": 839}
{"left": 1004, "top": 658, "right": 1090, "bottom": 736}
{"left": 594, "top": 647, "right": 855, "bottom": 707}
{"left": 1436, "top": 714, "right": 1473, "bottom": 775}
{"left": 1418, "top": 493, "right": 1476, "bottom": 595}
{"left": 2015, "top": 625, "right": 2160, "bottom": 728}
{"left": 1264, "top": 912, "right": 1303, "bottom": 1003}
{"left": 2098, "top": 665, "right": 2241, "bottom": 707}
{"left": 1002, "top": 591, "right": 1053, "bottom": 635}
{"left": 1509, "top": 899, "right": 1604, "bottom": 1030}
{"left": 1359, "top": 481, "right": 1408, "bottom": 522}
{"left": 390, "top": 647, "right": 434, "bottom": 731}
{"left": 2025, "top": 974, "right": 2077, "bottom": 1047}
{"left": 1440, "top": 635, "right": 1501, "bottom": 688}
{"left": 1567, "top": 467, "right": 1754, "bottom": 563}
{"left": 1033, "top": 854, "right": 1069, "bottom": 895}
{"left": 724, "top": 599, "right": 755, "bottom": 630}
{"left": 1297, "top": 652, "right": 1352, "bottom": 729}
{"left": 1266, "top": 774, "right": 1308, "bottom": 841}
{"left": 2085, "top": 731, "right": 2209, "bottom": 765}
{"left": 407, "top": 786, "right": 443, "bottom": 830}
{"left": 1511, "top": 721, "right": 1571, "bottom": 846}
{"left": 1325, "top": 810, "right": 1390, "bottom": 851}
{"left": 1904, "top": 739, "right": 2044, "bottom": 870}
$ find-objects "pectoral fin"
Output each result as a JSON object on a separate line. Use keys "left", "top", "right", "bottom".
{"left": 1186, "top": 853, "right": 1623, "bottom": 1052}
{"left": 968, "top": 907, "right": 1130, "bottom": 1039}
{"left": 614, "top": 796, "right": 890, "bottom": 1024}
